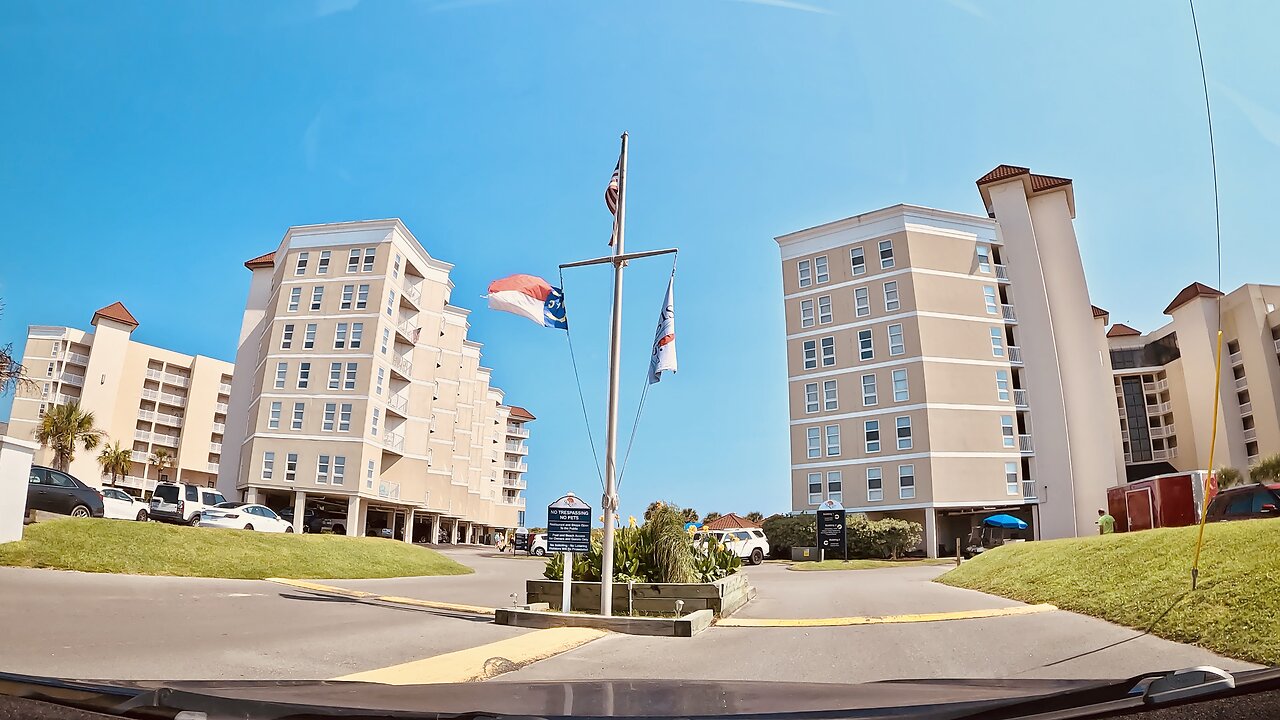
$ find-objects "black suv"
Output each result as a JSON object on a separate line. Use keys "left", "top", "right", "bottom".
{"left": 26, "top": 465, "right": 105, "bottom": 518}
{"left": 1205, "top": 483, "right": 1280, "bottom": 522}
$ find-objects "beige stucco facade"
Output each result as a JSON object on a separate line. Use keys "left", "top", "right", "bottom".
{"left": 221, "top": 219, "right": 531, "bottom": 544}
{"left": 9, "top": 304, "right": 234, "bottom": 495}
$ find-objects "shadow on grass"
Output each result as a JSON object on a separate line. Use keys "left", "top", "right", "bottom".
{"left": 277, "top": 591, "right": 494, "bottom": 623}
{"left": 1027, "top": 590, "right": 1195, "bottom": 671}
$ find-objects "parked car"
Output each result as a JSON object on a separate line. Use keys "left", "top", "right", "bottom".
{"left": 26, "top": 466, "right": 104, "bottom": 518}
{"left": 198, "top": 502, "right": 294, "bottom": 532}
{"left": 99, "top": 486, "right": 149, "bottom": 521}
{"left": 148, "top": 482, "right": 227, "bottom": 525}
{"left": 700, "top": 528, "right": 769, "bottom": 565}
{"left": 1205, "top": 483, "right": 1280, "bottom": 523}
{"left": 529, "top": 533, "right": 547, "bottom": 556}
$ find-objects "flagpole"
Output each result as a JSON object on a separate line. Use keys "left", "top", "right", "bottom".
{"left": 599, "top": 132, "right": 628, "bottom": 616}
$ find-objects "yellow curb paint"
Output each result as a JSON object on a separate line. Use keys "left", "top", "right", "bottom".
{"left": 332, "top": 627, "right": 608, "bottom": 685}
{"left": 264, "top": 578, "right": 496, "bottom": 616}
{"left": 716, "top": 603, "right": 1058, "bottom": 627}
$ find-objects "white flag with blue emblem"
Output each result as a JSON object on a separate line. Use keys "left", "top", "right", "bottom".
{"left": 648, "top": 275, "right": 676, "bottom": 384}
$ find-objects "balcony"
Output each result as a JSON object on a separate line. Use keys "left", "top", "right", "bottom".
{"left": 1244, "top": 427, "right": 1258, "bottom": 442}
{"left": 145, "top": 368, "right": 163, "bottom": 381}
{"left": 60, "top": 372, "right": 85, "bottom": 387}
{"left": 66, "top": 351, "right": 90, "bottom": 366}
{"left": 505, "top": 441, "right": 529, "bottom": 454}
{"left": 503, "top": 476, "right": 527, "bottom": 489}
{"left": 212, "top": 422, "right": 225, "bottom": 434}
{"left": 386, "top": 393, "right": 409, "bottom": 416}
{"left": 403, "top": 282, "right": 422, "bottom": 307}
{"left": 1013, "top": 389, "right": 1028, "bottom": 408}
{"left": 1150, "top": 424, "right": 1177, "bottom": 439}
{"left": 377, "top": 481, "right": 401, "bottom": 500}
{"left": 1142, "top": 379, "right": 1169, "bottom": 393}
{"left": 994, "top": 264, "right": 1009, "bottom": 282}
{"left": 54, "top": 393, "right": 78, "bottom": 405}
{"left": 215, "top": 402, "right": 228, "bottom": 414}
{"left": 1000, "top": 304, "right": 1017, "bottom": 323}
{"left": 1152, "top": 447, "right": 1179, "bottom": 462}
{"left": 1240, "top": 401, "right": 1253, "bottom": 416}
{"left": 1234, "top": 376, "right": 1248, "bottom": 391}
{"left": 130, "top": 450, "right": 149, "bottom": 463}
{"left": 1149, "top": 401, "right": 1172, "bottom": 415}
{"left": 162, "top": 372, "right": 190, "bottom": 388}
{"left": 1017, "top": 435, "right": 1034, "bottom": 453}
{"left": 209, "top": 442, "right": 223, "bottom": 454}
{"left": 157, "top": 391, "right": 187, "bottom": 408}
{"left": 391, "top": 353, "right": 413, "bottom": 378}
{"left": 504, "top": 460, "right": 528, "bottom": 472}
{"left": 134, "top": 430, "right": 150, "bottom": 443}
{"left": 1229, "top": 350, "right": 1243, "bottom": 367}
{"left": 151, "top": 433, "right": 180, "bottom": 448}
{"left": 1022, "top": 479, "right": 1037, "bottom": 499}
{"left": 506, "top": 424, "right": 530, "bottom": 438}
{"left": 384, "top": 431, "right": 405, "bottom": 453}
{"left": 206, "top": 462, "right": 220, "bottom": 474}
{"left": 395, "top": 317, "right": 419, "bottom": 343}
{"left": 1007, "top": 346, "right": 1023, "bottom": 365}
{"left": 219, "top": 382, "right": 232, "bottom": 395}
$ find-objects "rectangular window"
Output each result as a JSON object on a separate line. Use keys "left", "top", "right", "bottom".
{"left": 295, "top": 251, "right": 309, "bottom": 276}
{"left": 301, "top": 323, "right": 315, "bottom": 349}
{"left": 297, "top": 362, "right": 310, "bottom": 389}
{"left": 318, "top": 250, "right": 330, "bottom": 275}
{"left": 898, "top": 464, "right": 915, "bottom": 499}
{"left": 850, "top": 246, "right": 866, "bottom": 276}
{"left": 281, "top": 324, "right": 294, "bottom": 349}
{"left": 800, "top": 299, "right": 815, "bottom": 328}
{"left": 381, "top": 328, "right": 390, "bottom": 355}
{"left": 820, "top": 337, "right": 835, "bottom": 366}
{"left": 42, "top": 382, "right": 50, "bottom": 399}
{"left": 268, "top": 401, "right": 281, "bottom": 429}
{"left": 804, "top": 382, "right": 819, "bottom": 413}
{"left": 808, "top": 473, "right": 822, "bottom": 505}
{"left": 983, "top": 286, "right": 998, "bottom": 315}
{"left": 341, "top": 284, "right": 354, "bottom": 310}
{"left": 865, "top": 419, "right": 880, "bottom": 453}
{"left": 858, "top": 329, "right": 874, "bottom": 360}
{"left": 329, "top": 362, "right": 341, "bottom": 390}
{"left": 883, "top": 281, "right": 900, "bottom": 311}
{"left": 347, "top": 249, "right": 361, "bottom": 273}
{"left": 287, "top": 287, "right": 301, "bottom": 312}
{"left": 274, "top": 362, "right": 287, "bottom": 389}
{"left": 292, "top": 402, "right": 305, "bottom": 431}
{"left": 285, "top": 453, "right": 298, "bottom": 483}
{"left": 867, "top": 467, "right": 883, "bottom": 501}
{"left": 823, "top": 379, "right": 838, "bottom": 410}
{"left": 996, "top": 370, "right": 1010, "bottom": 401}
{"left": 1002, "top": 415, "right": 1015, "bottom": 448}
{"left": 356, "top": 284, "right": 370, "bottom": 309}
{"left": 879, "top": 239, "right": 895, "bottom": 269}
{"left": 317, "top": 455, "right": 330, "bottom": 484}
{"left": 323, "top": 402, "right": 336, "bottom": 431}
{"left": 367, "top": 459, "right": 376, "bottom": 487}
{"left": 350, "top": 322, "right": 363, "bottom": 349}
{"left": 990, "top": 327, "right": 1005, "bottom": 357}
{"left": 38, "top": 403, "right": 46, "bottom": 417}
{"left": 339, "top": 403, "right": 352, "bottom": 431}
{"left": 797, "top": 259, "right": 812, "bottom": 288}
{"left": 815, "top": 255, "right": 829, "bottom": 283}
{"left": 333, "top": 456, "right": 346, "bottom": 485}
{"left": 888, "top": 323, "right": 904, "bottom": 356}
{"left": 345, "top": 362, "right": 358, "bottom": 390}
{"left": 376, "top": 367, "right": 385, "bottom": 396}
{"left": 335, "top": 322, "right": 348, "bottom": 349}
{"left": 825, "top": 424, "right": 840, "bottom": 456}
{"left": 977, "top": 244, "right": 991, "bottom": 273}
{"left": 818, "top": 295, "right": 832, "bottom": 324}
{"left": 46, "top": 362, "right": 53, "bottom": 377}
{"left": 806, "top": 427, "right": 821, "bottom": 459}
{"left": 386, "top": 290, "right": 395, "bottom": 316}
{"left": 826, "top": 470, "right": 842, "bottom": 503}
{"left": 310, "top": 286, "right": 323, "bottom": 311}
{"left": 1005, "top": 461, "right": 1019, "bottom": 495}
{"left": 392, "top": 254, "right": 401, "bottom": 279}
{"left": 896, "top": 416, "right": 912, "bottom": 450}
{"left": 892, "top": 368, "right": 909, "bottom": 402}
{"left": 262, "top": 451, "right": 275, "bottom": 480}
{"left": 371, "top": 407, "right": 380, "bottom": 436}
{"left": 362, "top": 247, "right": 376, "bottom": 272}
{"left": 802, "top": 340, "right": 817, "bottom": 370}
{"left": 862, "top": 373, "right": 877, "bottom": 406}
{"left": 855, "top": 287, "right": 870, "bottom": 317}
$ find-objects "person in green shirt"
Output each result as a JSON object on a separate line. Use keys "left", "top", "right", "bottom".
{"left": 1097, "top": 508, "right": 1116, "bottom": 535}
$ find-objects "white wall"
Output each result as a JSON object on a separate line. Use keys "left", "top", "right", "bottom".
{"left": 0, "top": 435, "right": 39, "bottom": 543}
{"left": 218, "top": 266, "right": 275, "bottom": 499}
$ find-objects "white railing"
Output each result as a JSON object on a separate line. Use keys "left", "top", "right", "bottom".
{"left": 1150, "top": 424, "right": 1176, "bottom": 439}
{"left": 384, "top": 432, "right": 405, "bottom": 452}
{"left": 506, "top": 425, "right": 530, "bottom": 437}
{"left": 1018, "top": 435, "right": 1034, "bottom": 453}
{"left": 503, "top": 476, "right": 527, "bottom": 489}
{"left": 1013, "top": 389, "right": 1028, "bottom": 408}
{"left": 1229, "top": 351, "right": 1243, "bottom": 366}
{"left": 1123, "top": 452, "right": 1133, "bottom": 463}
{"left": 1142, "top": 379, "right": 1170, "bottom": 393}
{"left": 995, "top": 264, "right": 1009, "bottom": 281}
{"left": 1115, "top": 384, "right": 1124, "bottom": 396}
{"left": 206, "top": 462, "right": 220, "bottom": 474}
{"left": 504, "top": 460, "right": 528, "bottom": 472}
{"left": 1001, "top": 304, "right": 1017, "bottom": 322}
{"left": 1120, "top": 428, "right": 1129, "bottom": 440}
{"left": 209, "top": 442, "right": 222, "bottom": 454}
{"left": 158, "top": 391, "right": 186, "bottom": 407}
{"left": 403, "top": 282, "right": 422, "bottom": 306}
{"left": 162, "top": 372, "right": 190, "bottom": 388}
{"left": 134, "top": 430, "right": 150, "bottom": 442}
{"left": 397, "top": 318, "right": 418, "bottom": 340}
{"left": 1008, "top": 346, "right": 1023, "bottom": 365}
{"left": 1022, "top": 479, "right": 1036, "bottom": 498}
{"left": 66, "top": 351, "right": 90, "bottom": 366}
{"left": 392, "top": 353, "right": 412, "bottom": 376}
{"left": 1274, "top": 338, "right": 1280, "bottom": 354}
{"left": 55, "top": 393, "right": 78, "bottom": 405}
{"left": 1149, "top": 401, "right": 1172, "bottom": 415}
{"left": 152, "top": 433, "right": 180, "bottom": 448}
{"left": 137, "top": 409, "right": 154, "bottom": 422}
{"left": 378, "top": 481, "right": 401, "bottom": 500}
{"left": 215, "top": 402, "right": 228, "bottom": 414}
{"left": 1234, "top": 376, "right": 1248, "bottom": 390}
{"left": 212, "top": 422, "right": 225, "bottom": 434}
{"left": 145, "top": 368, "right": 163, "bottom": 381}
{"left": 130, "top": 450, "right": 149, "bottom": 463}
{"left": 60, "top": 372, "right": 84, "bottom": 387}
{"left": 1240, "top": 401, "right": 1253, "bottom": 416}
{"left": 1152, "top": 447, "right": 1179, "bottom": 462}
{"left": 505, "top": 441, "right": 528, "bottom": 454}
{"left": 1244, "top": 427, "right": 1258, "bottom": 442}
{"left": 142, "top": 388, "right": 158, "bottom": 400}
{"left": 387, "top": 394, "right": 408, "bottom": 414}
{"left": 218, "top": 382, "right": 232, "bottom": 395}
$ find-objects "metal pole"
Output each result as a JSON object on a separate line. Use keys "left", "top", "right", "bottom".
{"left": 599, "top": 131, "right": 628, "bottom": 616}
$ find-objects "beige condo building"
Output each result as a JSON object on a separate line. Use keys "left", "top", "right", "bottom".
{"left": 776, "top": 165, "right": 1122, "bottom": 556}
{"left": 222, "top": 219, "right": 532, "bottom": 544}
{"left": 9, "top": 302, "right": 234, "bottom": 494}
{"left": 1107, "top": 282, "right": 1280, "bottom": 482}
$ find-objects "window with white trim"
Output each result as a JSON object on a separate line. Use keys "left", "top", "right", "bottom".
{"left": 310, "top": 286, "right": 323, "bottom": 311}
{"left": 268, "top": 401, "right": 281, "bottom": 429}
{"left": 341, "top": 285, "right": 354, "bottom": 310}
{"left": 888, "top": 323, "right": 904, "bottom": 356}
{"left": 977, "top": 244, "right": 991, "bottom": 273}
{"left": 855, "top": 287, "right": 870, "bottom": 317}
{"left": 818, "top": 295, "right": 832, "bottom": 324}
{"left": 808, "top": 473, "right": 822, "bottom": 505}
{"left": 45, "top": 362, "right": 53, "bottom": 377}
{"left": 1002, "top": 415, "right": 1015, "bottom": 448}
{"left": 317, "top": 455, "right": 330, "bottom": 484}
{"left": 850, "top": 246, "right": 866, "bottom": 276}
{"left": 823, "top": 379, "right": 838, "bottom": 410}
{"left": 339, "top": 403, "right": 352, "bottom": 432}
{"left": 297, "top": 362, "right": 310, "bottom": 389}
{"left": 318, "top": 250, "right": 330, "bottom": 275}
{"left": 892, "top": 368, "right": 909, "bottom": 402}
{"left": 798, "top": 259, "right": 812, "bottom": 288}
{"left": 292, "top": 402, "right": 305, "bottom": 431}
{"left": 826, "top": 470, "right": 842, "bottom": 503}
{"left": 996, "top": 370, "right": 1010, "bottom": 401}
{"left": 393, "top": 254, "right": 401, "bottom": 279}
{"left": 371, "top": 407, "right": 380, "bottom": 436}
{"left": 896, "top": 416, "right": 912, "bottom": 450}
{"left": 883, "top": 281, "right": 900, "bottom": 311}
{"left": 821, "top": 337, "right": 836, "bottom": 366}
{"left": 381, "top": 328, "right": 390, "bottom": 355}
{"left": 344, "top": 362, "right": 358, "bottom": 390}
{"left": 815, "top": 255, "right": 829, "bottom": 283}
{"left": 295, "top": 251, "right": 309, "bottom": 276}
{"left": 386, "top": 290, "right": 395, "bottom": 317}
{"left": 347, "top": 249, "right": 361, "bottom": 273}
{"left": 42, "top": 382, "right": 49, "bottom": 399}
{"left": 804, "top": 382, "right": 819, "bottom": 413}
{"left": 865, "top": 419, "right": 880, "bottom": 453}
{"left": 274, "top": 362, "right": 287, "bottom": 389}
{"left": 304, "top": 323, "right": 316, "bottom": 349}
{"left": 800, "top": 299, "right": 815, "bottom": 328}
{"left": 323, "top": 402, "right": 336, "bottom": 431}
{"left": 287, "top": 287, "right": 301, "bottom": 312}
{"left": 376, "top": 367, "right": 385, "bottom": 397}
{"left": 362, "top": 248, "right": 376, "bottom": 272}
{"left": 990, "top": 327, "right": 1005, "bottom": 357}
{"left": 802, "top": 340, "right": 817, "bottom": 369}
{"left": 281, "top": 324, "right": 294, "bottom": 349}
{"left": 367, "top": 459, "right": 376, "bottom": 488}
{"left": 879, "top": 239, "right": 895, "bottom": 269}
{"left": 351, "top": 322, "right": 363, "bottom": 349}
{"left": 38, "top": 403, "right": 46, "bottom": 417}
{"left": 898, "top": 464, "right": 915, "bottom": 499}
{"left": 333, "top": 456, "right": 346, "bottom": 485}
{"left": 328, "top": 362, "right": 341, "bottom": 390}
{"left": 806, "top": 427, "right": 821, "bottom": 459}
{"left": 825, "top": 424, "right": 840, "bottom": 456}
{"left": 1006, "top": 461, "right": 1019, "bottom": 495}
{"left": 862, "top": 373, "right": 877, "bottom": 406}
{"left": 262, "top": 451, "right": 275, "bottom": 480}
{"left": 983, "top": 285, "right": 998, "bottom": 315}
{"left": 334, "top": 323, "right": 348, "bottom": 349}
{"left": 356, "top": 284, "right": 370, "bottom": 309}
{"left": 285, "top": 453, "right": 298, "bottom": 482}
{"left": 867, "top": 467, "right": 883, "bottom": 501}
{"left": 858, "top": 329, "right": 873, "bottom": 360}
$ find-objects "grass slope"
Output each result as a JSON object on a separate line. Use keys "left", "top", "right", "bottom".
{"left": 791, "top": 558, "right": 956, "bottom": 571}
{"left": 938, "top": 518, "right": 1280, "bottom": 665}
{"left": 0, "top": 518, "right": 473, "bottom": 580}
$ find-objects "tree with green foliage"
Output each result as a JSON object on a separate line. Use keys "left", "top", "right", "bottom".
{"left": 702, "top": 511, "right": 722, "bottom": 524}
{"left": 643, "top": 500, "right": 666, "bottom": 521}
{"left": 35, "top": 402, "right": 103, "bottom": 471}
{"left": 745, "top": 511, "right": 764, "bottom": 523}
{"left": 97, "top": 442, "right": 132, "bottom": 488}
{"left": 1249, "top": 455, "right": 1280, "bottom": 483}
{"left": 149, "top": 448, "right": 174, "bottom": 483}
{"left": 1215, "top": 466, "right": 1243, "bottom": 488}
{"left": 680, "top": 507, "right": 699, "bottom": 524}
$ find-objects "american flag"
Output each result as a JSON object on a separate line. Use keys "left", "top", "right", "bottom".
{"left": 605, "top": 159, "right": 620, "bottom": 245}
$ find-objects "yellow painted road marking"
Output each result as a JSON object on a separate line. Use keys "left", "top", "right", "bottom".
{"left": 264, "top": 578, "right": 495, "bottom": 616}
{"left": 332, "top": 627, "right": 607, "bottom": 684}
{"left": 717, "top": 603, "right": 1057, "bottom": 627}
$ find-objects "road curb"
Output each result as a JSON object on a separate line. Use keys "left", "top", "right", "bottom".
{"left": 717, "top": 603, "right": 1058, "bottom": 627}
{"left": 264, "top": 578, "right": 498, "bottom": 616}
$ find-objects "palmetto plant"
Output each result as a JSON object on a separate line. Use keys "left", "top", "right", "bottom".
{"left": 745, "top": 511, "right": 764, "bottom": 523}
{"left": 149, "top": 448, "right": 175, "bottom": 482}
{"left": 34, "top": 402, "right": 102, "bottom": 471}
{"left": 1249, "top": 455, "right": 1280, "bottom": 483}
{"left": 97, "top": 442, "right": 133, "bottom": 487}
{"left": 1215, "top": 466, "right": 1243, "bottom": 489}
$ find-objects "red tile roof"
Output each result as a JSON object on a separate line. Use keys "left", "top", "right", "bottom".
{"left": 1106, "top": 323, "right": 1141, "bottom": 338}
{"left": 91, "top": 301, "right": 139, "bottom": 328}
{"left": 507, "top": 405, "right": 536, "bottom": 422}
{"left": 244, "top": 251, "right": 275, "bottom": 270}
{"left": 1029, "top": 173, "right": 1073, "bottom": 192}
{"left": 976, "top": 165, "right": 1030, "bottom": 185}
{"left": 1091, "top": 305, "right": 1109, "bottom": 319}
{"left": 702, "top": 513, "right": 762, "bottom": 530}
{"left": 1163, "top": 282, "right": 1223, "bottom": 315}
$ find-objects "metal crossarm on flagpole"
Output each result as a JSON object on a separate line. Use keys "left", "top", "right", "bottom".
{"left": 559, "top": 247, "right": 678, "bottom": 270}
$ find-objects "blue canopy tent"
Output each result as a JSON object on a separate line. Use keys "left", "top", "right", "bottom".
{"left": 983, "top": 513, "right": 1028, "bottom": 530}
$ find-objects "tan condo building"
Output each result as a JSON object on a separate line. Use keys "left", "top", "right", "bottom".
{"left": 222, "top": 219, "right": 532, "bottom": 544}
{"left": 9, "top": 302, "right": 235, "bottom": 495}
{"left": 776, "top": 165, "right": 1122, "bottom": 556}
{"left": 1108, "top": 282, "right": 1280, "bottom": 482}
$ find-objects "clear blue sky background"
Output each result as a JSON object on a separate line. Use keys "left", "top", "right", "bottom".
{"left": 1, "top": 0, "right": 1277, "bottom": 523}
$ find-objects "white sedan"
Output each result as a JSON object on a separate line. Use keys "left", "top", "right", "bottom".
{"left": 198, "top": 502, "right": 294, "bottom": 533}
{"left": 100, "top": 487, "right": 149, "bottom": 521}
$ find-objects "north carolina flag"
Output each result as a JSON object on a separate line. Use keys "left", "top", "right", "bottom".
{"left": 487, "top": 274, "right": 568, "bottom": 329}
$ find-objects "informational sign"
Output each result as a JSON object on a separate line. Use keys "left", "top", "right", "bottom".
{"left": 816, "top": 499, "right": 846, "bottom": 556}
{"left": 547, "top": 494, "right": 592, "bottom": 553}
{"left": 513, "top": 529, "right": 530, "bottom": 553}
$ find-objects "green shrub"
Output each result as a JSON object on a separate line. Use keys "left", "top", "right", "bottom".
{"left": 761, "top": 514, "right": 816, "bottom": 558}
{"left": 764, "top": 513, "right": 924, "bottom": 560}
{"left": 543, "top": 503, "right": 730, "bottom": 583}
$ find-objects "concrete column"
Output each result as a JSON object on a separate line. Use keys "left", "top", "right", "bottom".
{"left": 923, "top": 507, "right": 938, "bottom": 558}
{"left": 404, "top": 508, "right": 415, "bottom": 544}
{"left": 466, "top": 522, "right": 474, "bottom": 544}
{"left": 0, "top": 435, "right": 39, "bottom": 543}
{"left": 245, "top": 487, "right": 262, "bottom": 504}
{"left": 346, "top": 495, "right": 364, "bottom": 537}
{"left": 293, "top": 490, "right": 307, "bottom": 532}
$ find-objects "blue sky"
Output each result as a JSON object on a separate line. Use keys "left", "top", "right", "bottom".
{"left": 1, "top": 0, "right": 1277, "bottom": 522}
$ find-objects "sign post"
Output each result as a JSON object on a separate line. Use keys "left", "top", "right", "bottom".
{"left": 547, "top": 494, "right": 592, "bottom": 613}
{"left": 513, "top": 527, "right": 530, "bottom": 555}
{"left": 816, "top": 499, "right": 846, "bottom": 563}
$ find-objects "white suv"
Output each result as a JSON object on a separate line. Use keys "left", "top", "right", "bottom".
{"left": 703, "top": 528, "right": 770, "bottom": 565}
{"left": 149, "top": 483, "right": 227, "bottom": 525}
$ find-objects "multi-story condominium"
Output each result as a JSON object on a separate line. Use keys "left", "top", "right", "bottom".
{"left": 223, "top": 219, "right": 532, "bottom": 544}
{"left": 776, "top": 165, "right": 1122, "bottom": 556}
{"left": 9, "top": 302, "right": 234, "bottom": 495}
{"left": 1108, "top": 282, "right": 1280, "bottom": 482}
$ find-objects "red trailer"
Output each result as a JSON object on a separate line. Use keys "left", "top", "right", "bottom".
{"left": 1106, "top": 471, "right": 1207, "bottom": 533}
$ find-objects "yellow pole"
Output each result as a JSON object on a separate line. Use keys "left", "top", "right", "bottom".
{"left": 1190, "top": 329, "right": 1224, "bottom": 589}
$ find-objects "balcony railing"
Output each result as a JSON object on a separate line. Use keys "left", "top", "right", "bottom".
{"left": 145, "top": 368, "right": 163, "bottom": 381}
{"left": 505, "top": 441, "right": 528, "bottom": 453}
{"left": 162, "top": 372, "right": 190, "bottom": 388}
{"left": 1149, "top": 401, "right": 1172, "bottom": 415}
{"left": 157, "top": 391, "right": 187, "bottom": 407}
{"left": 219, "top": 382, "right": 232, "bottom": 395}
{"left": 134, "top": 430, "right": 150, "bottom": 442}
{"left": 1150, "top": 424, "right": 1176, "bottom": 439}
{"left": 66, "top": 351, "right": 90, "bottom": 366}
{"left": 391, "top": 353, "right": 413, "bottom": 377}
{"left": 396, "top": 318, "right": 419, "bottom": 342}
{"left": 1142, "top": 378, "right": 1170, "bottom": 393}
{"left": 130, "top": 450, "right": 149, "bottom": 463}
{"left": 1229, "top": 350, "right": 1243, "bottom": 366}
{"left": 54, "top": 393, "right": 79, "bottom": 405}
{"left": 503, "top": 476, "right": 527, "bottom": 489}
{"left": 206, "top": 462, "right": 220, "bottom": 474}
{"left": 215, "top": 402, "right": 228, "bottom": 414}
{"left": 1234, "top": 376, "right": 1248, "bottom": 391}
{"left": 212, "top": 422, "right": 225, "bottom": 434}
{"left": 1017, "top": 434, "right": 1034, "bottom": 453}
{"left": 1013, "top": 389, "right": 1028, "bottom": 408}
{"left": 403, "top": 282, "right": 422, "bottom": 306}
{"left": 1022, "top": 479, "right": 1037, "bottom": 499}
{"left": 1001, "top": 304, "right": 1017, "bottom": 323}
{"left": 151, "top": 433, "right": 180, "bottom": 448}
{"left": 60, "top": 372, "right": 85, "bottom": 387}
{"left": 209, "top": 442, "right": 223, "bottom": 454}
{"left": 994, "top": 264, "right": 1009, "bottom": 282}
{"left": 1152, "top": 447, "right": 1179, "bottom": 462}
{"left": 506, "top": 424, "right": 530, "bottom": 438}
{"left": 1240, "top": 401, "right": 1253, "bottom": 416}
{"left": 1244, "top": 427, "right": 1258, "bottom": 442}
{"left": 386, "top": 394, "right": 409, "bottom": 415}
{"left": 384, "top": 432, "right": 405, "bottom": 453}
{"left": 504, "top": 460, "right": 528, "bottom": 472}
{"left": 1007, "top": 346, "right": 1023, "bottom": 365}
{"left": 377, "top": 481, "right": 401, "bottom": 500}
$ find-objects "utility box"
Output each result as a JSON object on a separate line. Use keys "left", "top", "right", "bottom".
{"left": 791, "top": 546, "right": 820, "bottom": 562}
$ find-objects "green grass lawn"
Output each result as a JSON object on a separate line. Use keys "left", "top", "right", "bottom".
{"left": 0, "top": 518, "right": 474, "bottom": 580}
{"left": 790, "top": 557, "right": 957, "bottom": 571}
{"left": 937, "top": 518, "right": 1280, "bottom": 665}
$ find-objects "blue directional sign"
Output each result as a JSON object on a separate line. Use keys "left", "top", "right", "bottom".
{"left": 547, "top": 495, "right": 592, "bottom": 554}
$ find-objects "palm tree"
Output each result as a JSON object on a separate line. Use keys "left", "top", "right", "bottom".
{"left": 98, "top": 442, "right": 132, "bottom": 488}
{"left": 1215, "top": 466, "right": 1242, "bottom": 489}
{"left": 702, "top": 511, "right": 722, "bottom": 524}
{"left": 643, "top": 501, "right": 666, "bottom": 522}
{"left": 34, "top": 401, "right": 102, "bottom": 471}
{"left": 680, "top": 507, "right": 699, "bottom": 524}
{"left": 149, "top": 448, "right": 175, "bottom": 484}
{"left": 745, "top": 511, "right": 765, "bottom": 523}
{"left": 1249, "top": 454, "right": 1280, "bottom": 483}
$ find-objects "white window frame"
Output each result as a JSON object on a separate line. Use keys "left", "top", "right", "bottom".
{"left": 865, "top": 419, "right": 880, "bottom": 453}
{"left": 323, "top": 402, "right": 336, "bottom": 432}
{"left": 820, "top": 336, "right": 836, "bottom": 367}
{"left": 292, "top": 402, "right": 305, "bottom": 431}
{"left": 888, "top": 323, "right": 904, "bottom": 356}
{"left": 333, "top": 456, "right": 346, "bottom": 485}
{"left": 825, "top": 424, "right": 840, "bottom": 456}
{"left": 798, "top": 259, "right": 812, "bottom": 288}
{"left": 804, "top": 382, "right": 819, "bottom": 413}
{"left": 287, "top": 287, "right": 301, "bottom": 312}
{"left": 334, "top": 322, "right": 348, "bottom": 349}
{"left": 806, "top": 427, "right": 821, "bottom": 459}
{"left": 310, "top": 286, "right": 323, "bottom": 311}
{"left": 990, "top": 327, "right": 1005, "bottom": 357}
{"left": 295, "top": 251, "right": 309, "bottom": 276}
{"left": 883, "top": 281, "right": 900, "bottom": 311}
{"left": 297, "top": 362, "right": 310, "bottom": 389}
{"left": 285, "top": 453, "right": 298, "bottom": 483}
{"left": 371, "top": 407, "right": 381, "bottom": 436}
{"left": 879, "top": 239, "right": 895, "bottom": 269}
{"left": 1006, "top": 461, "right": 1019, "bottom": 495}
{"left": 1002, "top": 415, "right": 1015, "bottom": 448}
{"left": 393, "top": 253, "right": 401, "bottom": 279}
{"left": 262, "top": 451, "right": 275, "bottom": 480}
{"left": 896, "top": 415, "right": 912, "bottom": 450}
{"left": 351, "top": 322, "right": 363, "bottom": 349}
{"left": 854, "top": 287, "right": 870, "bottom": 317}
{"left": 850, "top": 246, "right": 866, "bottom": 276}
{"left": 817, "top": 295, "right": 832, "bottom": 324}
{"left": 345, "top": 362, "right": 358, "bottom": 390}
{"left": 800, "top": 299, "right": 815, "bottom": 328}
{"left": 977, "top": 244, "right": 991, "bottom": 273}
{"left": 983, "top": 285, "right": 998, "bottom": 315}
{"left": 274, "top": 362, "right": 287, "bottom": 389}
{"left": 802, "top": 340, "right": 817, "bottom": 369}
{"left": 867, "top": 467, "right": 883, "bottom": 501}
{"left": 386, "top": 290, "right": 396, "bottom": 317}
{"left": 814, "top": 255, "right": 829, "bottom": 284}
{"left": 826, "top": 470, "right": 842, "bottom": 504}
{"left": 808, "top": 472, "right": 822, "bottom": 505}
{"left": 823, "top": 379, "right": 838, "bottom": 411}
{"left": 356, "top": 284, "right": 370, "bottom": 309}
{"left": 376, "top": 367, "right": 385, "bottom": 397}
{"left": 281, "top": 324, "right": 294, "bottom": 350}
{"left": 317, "top": 455, "right": 330, "bottom": 484}
{"left": 328, "top": 362, "right": 341, "bottom": 390}
{"left": 381, "top": 328, "right": 390, "bottom": 355}
{"left": 268, "top": 401, "right": 281, "bottom": 429}
{"left": 367, "top": 459, "right": 376, "bottom": 487}
{"left": 898, "top": 464, "right": 915, "bottom": 499}
{"left": 362, "top": 247, "right": 376, "bottom": 272}
{"left": 339, "top": 403, "right": 353, "bottom": 432}
{"left": 861, "top": 373, "right": 877, "bottom": 406}
{"left": 304, "top": 323, "right": 316, "bottom": 349}
{"left": 347, "top": 249, "right": 361, "bottom": 273}
{"left": 858, "top": 329, "right": 873, "bottom": 361}
{"left": 892, "top": 368, "right": 909, "bottom": 402}
{"left": 341, "top": 285, "right": 354, "bottom": 310}
{"left": 996, "top": 370, "right": 1010, "bottom": 402}
{"left": 317, "top": 250, "right": 330, "bottom": 275}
